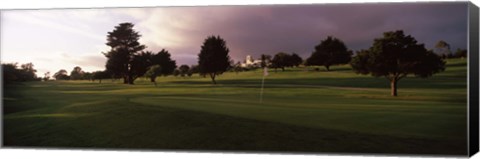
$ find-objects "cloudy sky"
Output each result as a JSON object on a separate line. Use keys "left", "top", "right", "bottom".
{"left": 1, "top": 2, "right": 468, "bottom": 77}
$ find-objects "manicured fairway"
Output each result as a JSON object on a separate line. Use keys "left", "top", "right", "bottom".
{"left": 3, "top": 59, "right": 467, "bottom": 155}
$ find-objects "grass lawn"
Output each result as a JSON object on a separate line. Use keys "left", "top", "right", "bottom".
{"left": 3, "top": 58, "right": 468, "bottom": 155}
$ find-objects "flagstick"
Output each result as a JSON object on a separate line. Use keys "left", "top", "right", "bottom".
{"left": 260, "top": 67, "right": 268, "bottom": 103}
{"left": 260, "top": 74, "right": 265, "bottom": 103}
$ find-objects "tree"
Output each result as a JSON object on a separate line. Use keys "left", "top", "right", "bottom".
{"left": 290, "top": 53, "right": 303, "bottom": 67}
{"left": 19, "top": 63, "right": 37, "bottom": 81}
{"left": 83, "top": 72, "right": 93, "bottom": 81}
{"left": 103, "top": 22, "right": 146, "bottom": 84}
{"left": 306, "top": 36, "right": 352, "bottom": 71}
{"left": 43, "top": 72, "right": 50, "bottom": 81}
{"left": 53, "top": 69, "right": 69, "bottom": 80}
{"left": 198, "top": 35, "right": 231, "bottom": 84}
{"left": 173, "top": 69, "right": 180, "bottom": 77}
{"left": 2, "top": 63, "right": 20, "bottom": 83}
{"left": 144, "top": 65, "right": 162, "bottom": 86}
{"left": 130, "top": 51, "right": 153, "bottom": 80}
{"left": 179, "top": 65, "right": 190, "bottom": 77}
{"left": 454, "top": 48, "right": 467, "bottom": 58}
{"left": 92, "top": 71, "right": 110, "bottom": 83}
{"left": 271, "top": 52, "right": 290, "bottom": 71}
{"left": 189, "top": 65, "right": 200, "bottom": 75}
{"left": 260, "top": 54, "right": 272, "bottom": 68}
{"left": 434, "top": 40, "right": 451, "bottom": 59}
{"left": 351, "top": 30, "right": 445, "bottom": 96}
{"left": 2, "top": 62, "right": 39, "bottom": 83}
{"left": 70, "top": 66, "right": 84, "bottom": 80}
{"left": 151, "top": 49, "right": 176, "bottom": 76}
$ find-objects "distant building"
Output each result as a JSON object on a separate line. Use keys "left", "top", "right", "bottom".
{"left": 240, "top": 55, "right": 262, "bottom": 68}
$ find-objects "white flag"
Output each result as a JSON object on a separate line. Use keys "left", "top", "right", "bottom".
{"left": 263, "top": 67, "right": 269, "bottom": 76}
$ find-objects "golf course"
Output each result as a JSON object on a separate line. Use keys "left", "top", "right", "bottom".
{"left": 3, "top": 58, "right": 467, "bottom": 155}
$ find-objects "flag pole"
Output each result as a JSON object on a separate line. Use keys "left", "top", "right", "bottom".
{"left": 260, "top": 74, "right": 265, "bottom": 103}
{"left": 260, "top": 67, "right": 268, "bottom": 103}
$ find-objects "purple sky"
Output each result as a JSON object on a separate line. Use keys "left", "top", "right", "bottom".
{"left": 1, "top": 2, "right": 468, "bottom": 76}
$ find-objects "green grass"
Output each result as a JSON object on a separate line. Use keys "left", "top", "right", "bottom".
{"left": 3, "top": 58, "right": 468, "bottom": 155}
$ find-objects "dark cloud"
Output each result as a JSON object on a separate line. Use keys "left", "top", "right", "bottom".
{"left": 138, "top": 2, "right": 468, "bottom": 65}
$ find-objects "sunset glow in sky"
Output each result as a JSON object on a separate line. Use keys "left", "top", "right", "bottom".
{"left": 1, "top": 2, "right": 468, "bottom": 77}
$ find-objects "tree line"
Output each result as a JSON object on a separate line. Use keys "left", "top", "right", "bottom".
{"left": 2, "top": 22, "right": 468, "bottom": 96}
{"left": 2, "top": 63, "right": 40, "bottom": 83}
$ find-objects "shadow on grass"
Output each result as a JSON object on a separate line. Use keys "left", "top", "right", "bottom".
{"left": 166, "top": 76, "right": 466, "bottom": 90}
{"left": 4, "top": 103, "right": 467, "bottom": 155}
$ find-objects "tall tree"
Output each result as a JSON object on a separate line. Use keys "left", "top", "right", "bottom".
{"left": 144, "top": 65, "right": 162, "bottom": 86}
{"left": 290, "top": 53, "right": 303, "bottom": 67}
{"left": 53, "top": 69, "right": 69, "bottom": 80}
{"left": 198, "top": 35, "right": 231, "bottom": 84}
{"left": 271, "top": 52, "right": 290, "bottom": 71}
{"left": 306, "top": 36, "right": 352, "bottom": 71}
{"left": 151, "top": 49, "right": 176, "bottom": 76}
{"left": 103, "top": 22, "right": 146, "bottom": 84}
{"left": 70, "top": 66, "right": 84, "bottom": 80}
{"left": 351, "top": 30, "right": 445, "bottom": 96}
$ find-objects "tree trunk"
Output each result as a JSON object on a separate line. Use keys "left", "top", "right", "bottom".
{"left": 209, "top": 73, "right": 216, "bottom": 84}
{"left": 390, "top": 79, "right": 398, "bottom": 96}
{"left": 128, "top": 75, "right": 134, "bottom": 84}
{"left": 281, "top": 67, "right": 285, "bottom": 71}
{"left": 325, "top": 65, "right": 330, "bottom": 71}
{"left": 123, "top": 76, "right": 128, "bottom": 84}
{"left": 99, "top": 79, "right": 102, "bottom": 84}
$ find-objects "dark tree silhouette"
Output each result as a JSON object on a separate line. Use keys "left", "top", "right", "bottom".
{"left": 92, "top": 71, "right": 110, "bottom": 83}
{"left": 351, "top": 30, "right": 445, "bottom": 96}
{"left": 198, "top": 35, "right": 231, "bottom": 84}
{"left": 70, "top": 66, "right": 84, "bottom": 80}
{"left": 306, "top": 36, "right": 352, "bottom": 71}
{"left": 2, "top": 63, "right": 20, "bottom": 83}
{"left": 151, "top": 49, "right": 176, "bottom": 76}
{"left": 145, "top": 65, "right": 162, "bottom": 86}
{"left": 43, "top": 72, "right": 51, "bottom": 81}
{"left": 179, "top": 65, "right": 190, "bottom": 77}
{"left": 2, "top": 62, "right": 41, "bottom": 83}
{"left": 290, "top": 53, "right": 303, "bottom": 67}
{"left": 103, "top": 22, "right": 146, "bottom": 84}
{"left": 260, "top": 54, "right": 272, "bottom": 68}
{"left": 53, "top": 69, "right": 69, "bottom": 80}
{"left": 189, "top": 65, "right": 200, "bottom": 75}
{"left": 83, "top": 72, "right": 93, "bottom": 81}
{"left": 271, "top": 52, "right": 290, "bottom": 72}
{"left": 19, "top": 63, "right": 38, "bottom": 81}
{"left": 173, "top": 69, "right": 180, "bottom": 77}
{"left": 130, "top": 51, "right": 153, "bottom": 81}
